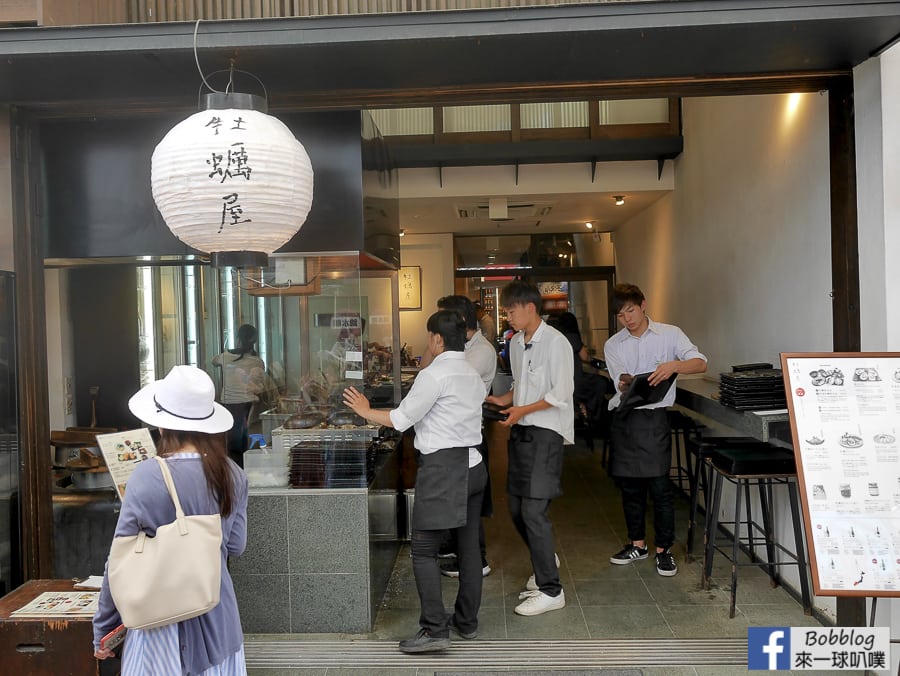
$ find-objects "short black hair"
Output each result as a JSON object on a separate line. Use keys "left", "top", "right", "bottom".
{"left": 500, "top": 280, "right": 541, "bottom": 311}
{"left": 426, "top": 309, "right": 467, "bottom": 351}
{"left": 437, "top": 295, "right": 477, "bottom": 331}
{"left": 611, "top": 283, "right": 645, "bottom": 313}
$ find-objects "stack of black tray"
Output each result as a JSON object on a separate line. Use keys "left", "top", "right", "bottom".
{"left": 719, "top": 365, "right": 786, "bottom": 410}
{"left": 289, "top": 440, "right": 375, "bottom": 488}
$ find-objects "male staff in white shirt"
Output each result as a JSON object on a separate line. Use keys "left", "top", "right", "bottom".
{"left": 603, "top": 283, "right": 707, "bottom": 577}
{"left": 344, "top": 310, "right": 487, "bottom": 653}
{"left": 485, "top": 281, "right": 574, "bottom": 617}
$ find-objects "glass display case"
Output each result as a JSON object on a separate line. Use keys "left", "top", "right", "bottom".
{"left": 137, "top": 252, "right": 401, "bottom": 453}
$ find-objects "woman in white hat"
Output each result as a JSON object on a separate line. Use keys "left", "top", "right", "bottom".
{"left": 92, "top": 365, "right": 249, "bottom": 675}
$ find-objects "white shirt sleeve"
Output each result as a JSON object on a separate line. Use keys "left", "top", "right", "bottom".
{"left": 389, "top": 369, "right": 441, "bottom": 432}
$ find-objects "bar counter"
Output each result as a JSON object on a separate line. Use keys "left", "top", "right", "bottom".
{"left": 675, "top": 377, "right": 792, "bottom": 447}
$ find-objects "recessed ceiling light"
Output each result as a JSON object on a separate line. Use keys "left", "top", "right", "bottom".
{"left": 614, "top": 195, "right": 625, "bottom": 206}
{"left": 399, "top": 229, "right": 405, "bottom": 237}
{"left": 585, "top": 222, "right": 593, "bottom": 229}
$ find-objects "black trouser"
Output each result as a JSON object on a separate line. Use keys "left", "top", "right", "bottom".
{"left": 440, "top": 439, "right": 489, "bottom": 564}
{"left": 223, "top": 401, "right": 252, "bottom": 467}
{"left": 508, "top": 494, "right": 561, "bottom": 597}
{"left": 617, "top": 475, "right": 675, "bottom": 550}
{"left": 411, "top": 461, "right": 488, "bottom": 637}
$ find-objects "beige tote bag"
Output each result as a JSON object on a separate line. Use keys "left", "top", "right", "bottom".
{"left": 108, "top": 456, "right": 223, "bottom": 630}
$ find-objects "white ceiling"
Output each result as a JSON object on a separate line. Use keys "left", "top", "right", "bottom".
{"left": 399, "top": 189, "right": 670, "bottom": 237}
{"left": 394, "top": 161, "right": 674, "bottom": 237}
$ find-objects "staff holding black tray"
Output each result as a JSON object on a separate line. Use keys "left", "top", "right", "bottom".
{"left": 603, "top": 283, "right": 707, "bottom": 578}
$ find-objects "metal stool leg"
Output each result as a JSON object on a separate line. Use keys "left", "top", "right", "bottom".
{"left": 702, "top": 469, "right": 724, "bottom": 590}
{"left": 758, "top": 479, "right": 778, "bottom": 583}
{"left": 730, "top": 477, "right": 743, "bottom": 618}
{"left": 743, "top": 480, "right": 756, "bottom": 563}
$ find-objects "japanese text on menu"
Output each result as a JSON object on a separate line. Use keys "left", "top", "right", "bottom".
{"left": 786, "top": 356, "right": 900, "bottom": 594}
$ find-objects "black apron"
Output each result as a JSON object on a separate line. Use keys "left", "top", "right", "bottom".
{"left": 609, "top": 407, "right": 671, "bottom": 478}
{"left": 506, "top": 425, "right": 564, "bottom": 500}
{"left": 411, "top": 446, "right": 470, "bottom": 531}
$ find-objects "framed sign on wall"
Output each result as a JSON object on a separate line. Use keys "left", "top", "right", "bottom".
{"left": 399, "top": 266, "right": 422, "bottom": 311}
{"left": 782, "top": 352, "right": 900, "bottom": 597}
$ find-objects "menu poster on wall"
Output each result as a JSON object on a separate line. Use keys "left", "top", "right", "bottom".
{"left": 96, "top": 428, "right": 157, "bottom": 502}
{"left": 782, "top": 352, "right": 900, "bottom": 597}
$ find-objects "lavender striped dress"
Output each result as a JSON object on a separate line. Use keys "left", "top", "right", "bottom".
{"left": 121, "top": 622, "right": 246, "bottom": 675}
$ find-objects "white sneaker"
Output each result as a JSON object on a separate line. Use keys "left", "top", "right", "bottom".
{"left": 514, "top": 589, "right": 565, "bottom": 616}
{"left": 525, "top": 553, "right": 561, "bottom": 591}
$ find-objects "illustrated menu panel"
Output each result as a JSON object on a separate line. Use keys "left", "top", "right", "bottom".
{"left": 782, "top": 353, "right": 900, "bottom": 596}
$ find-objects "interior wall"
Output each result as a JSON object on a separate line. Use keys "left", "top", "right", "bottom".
{"left": 856, "top": 43, "right": 900, "bottom": 352}
{"left": 613, "top": 93, "right": 833, "bottom": 376}
{"left": 855, "top": 42, "right": 900, "bottom": 670}
{"left": 398, "top": 233, "right": 455, "bottom": 359}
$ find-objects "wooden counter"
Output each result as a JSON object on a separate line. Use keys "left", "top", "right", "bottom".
{"left": 0, "top": 579, "right": 116, "bottom": 676}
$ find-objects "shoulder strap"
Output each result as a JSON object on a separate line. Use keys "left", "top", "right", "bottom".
{"left": 154, "top": 456, "right": 186, "bottom": 519}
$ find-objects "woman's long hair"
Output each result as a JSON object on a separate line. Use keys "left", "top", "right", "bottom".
{"left": 156, "top": 430, "right": 236, "bottom": 517}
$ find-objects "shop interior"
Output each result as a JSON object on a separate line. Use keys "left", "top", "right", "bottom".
{"left": 3, "top": 88, "right": 835, "bottom": 639}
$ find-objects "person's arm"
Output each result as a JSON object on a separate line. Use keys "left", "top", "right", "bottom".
{"left": 485, "top": 390, "right": 513, "bottom": 407}
{"left": 342, "top": 387, "right": 395, "bottom": 428}
{"left": 648, "top": 357, "right": 707, "bottom": 386}
{"left": 602, "top": 340, "right": 631, "bottom": 395}
{"left": 648, "top": 329, "right": 708, "bottom": 386}
{"left": 344, "top": 369, "right": 441, "bottom": 431}
{"left": 226, "top": 469, "right": 249, "bottom": 557}
{"left": 93, "top": 463, "right": 152, "bottom": 657}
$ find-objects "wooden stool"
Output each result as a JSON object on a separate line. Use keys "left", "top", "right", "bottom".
{"left": 701, "top": 446, "right": 812, "bottom": 618}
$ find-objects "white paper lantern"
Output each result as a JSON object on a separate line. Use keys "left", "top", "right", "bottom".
{"left": 151, "top": 99, "right": 313, "bottom": 259}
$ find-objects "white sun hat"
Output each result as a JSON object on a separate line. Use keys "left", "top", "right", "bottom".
{"left": 128, "top": 365, "right": 233, "bottom": 434}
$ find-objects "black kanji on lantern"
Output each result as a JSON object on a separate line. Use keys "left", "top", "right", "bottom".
{"left": 207, "top": 142, "right": 252, "bottom": 183}
{"left": 219, "top": 192, "right": 252, "bottom": 232}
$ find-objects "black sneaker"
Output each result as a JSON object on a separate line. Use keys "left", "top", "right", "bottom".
{"left": 448, "top": 615, "right": 478, "bottom": 640}
{"left": 398, "top": 628, "right": 451, "bottom": 653}
{"left": 440, "top": 559, "right": 492, "bottom": 578}
{"left": 609, "top": 543, "right": 649, "bottom": 565}
{"left": 655, "top": 549, "right": 678, "bottom": 577}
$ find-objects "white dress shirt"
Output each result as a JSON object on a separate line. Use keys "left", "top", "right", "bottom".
{"left": 390, "top": 350, "right": 485, "bottom": 467}
{"left": 603, "top": 318, "right": 707, "bottom": 410}
{"left": 509, "top": 320, "right": 575, "bottom": 444}
{"left": 465, "top": 330, "right": 498, "bottom": 395}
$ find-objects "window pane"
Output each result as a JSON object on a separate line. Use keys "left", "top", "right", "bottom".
{"left": 520, "top": 101, "right": 589, "bottom": 129}
{"left": 443, "top": 105, "right": 511, "bottom": 132}
{"left": 598, "top": 98, "right": 669, "bottom": 124}
{"left": 368, "top": 108, "right": 433, "bottom": 136}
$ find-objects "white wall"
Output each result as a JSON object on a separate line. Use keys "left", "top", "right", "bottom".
{"left": 613, "top": 92, "right": 836, "bottom": 618}
{"left": 856, "top": 43, "right": 900, "bottom": 352}
{"left": 614, "top": 93, "right": 833, "bottom": 376}
{"left": 855, "top": 42, "right": 900, "bottom": 670}
{"left": 398, "top": 233, "right": 455, "bottom": 358}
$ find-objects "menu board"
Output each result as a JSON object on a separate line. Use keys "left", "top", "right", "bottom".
{"left": 782, "top": 352, "right": 900, "bottom": 597}
{"left": 96, "top": 428, "right": 157, "bottom": 501}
